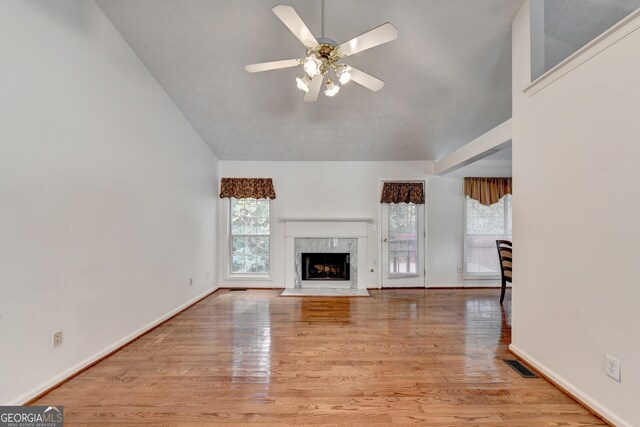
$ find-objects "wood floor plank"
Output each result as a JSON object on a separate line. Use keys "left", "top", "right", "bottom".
{"left": 30, "top": 289, "right": 607, "bottom": 426}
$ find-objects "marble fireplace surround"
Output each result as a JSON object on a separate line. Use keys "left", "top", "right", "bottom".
{"left": 281, "top": 218, "right": 371, "bottom": 290}
{"left": 295, "top": 238, "right": 357, "bottom": 289}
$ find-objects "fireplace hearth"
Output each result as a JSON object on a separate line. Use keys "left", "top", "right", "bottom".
{"left": 301, "top": 253, "right": 350, "bottom": 281}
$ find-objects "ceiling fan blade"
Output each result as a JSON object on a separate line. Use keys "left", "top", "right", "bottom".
{"left": 304, "top": 75, "right": 323, "bottom": 102}
{"left": 272, "top": 5, "right": 319, "bottom": 49}
{"left": 349, "top": 67, "right": 385, "bottom": 92}
{"left": 339, "top": 22, "right": 398, "bottom": 57}
{"left": 244, "top": 59, "right": 300, "bottom": 73}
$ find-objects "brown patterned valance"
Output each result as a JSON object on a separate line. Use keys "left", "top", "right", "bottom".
{"left": 219, "top": 178, "right": 276, "bottom": 199}
{"left": 464, "top": 177, "right": 511, "bottom": 206}
{"left": 380, "top": 182, "right": 425, "bottom": 204}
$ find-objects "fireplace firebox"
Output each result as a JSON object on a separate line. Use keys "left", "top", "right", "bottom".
{"left": 301, "top": 253, "right": 350, "bottom": 281}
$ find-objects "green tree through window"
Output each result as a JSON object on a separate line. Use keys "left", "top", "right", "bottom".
{"left": 230, "top": 198, "right": 269, "bottom": 274}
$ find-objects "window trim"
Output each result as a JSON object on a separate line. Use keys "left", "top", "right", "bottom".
{"left": 463, "top": 194, "right": 511, "bottom": 280}
{"left": 226, "top": 198, "right": 272, "bottom": 280}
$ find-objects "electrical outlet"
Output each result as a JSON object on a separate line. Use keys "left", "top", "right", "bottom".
{"left": 189, "top": 278, "right": 193, "bottom": 286}
{"left": 606, "top": 355, "right": 621, "bottom": 381}
{"left": 53, "top": 331, "right": 63, "bottom": 348}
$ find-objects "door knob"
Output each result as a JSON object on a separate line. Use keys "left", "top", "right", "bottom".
{"left": 383, "top": 238, "right": 388, "bottom": 242}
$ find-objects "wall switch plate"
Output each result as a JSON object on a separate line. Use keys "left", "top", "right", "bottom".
{"left": 53, "top": 331, "right": 63, "bottom": 348}
{"left": 189, "top": 278, "right": 193, "bottom": 286}
{"left": 457, "top": 265, "right": 463, "bottom": 273}
{"left": 606, "top": 355, "right": 621, "bottom": 381}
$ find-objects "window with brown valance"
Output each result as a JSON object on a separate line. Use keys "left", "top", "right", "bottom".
{"left": 380, "top": 182, "right": 425, "bottom": 204}
{"left": 219, "top": 178, "right": 276, "bottom": 199}
{"left": 464, "top": 177, "right": 511, "bottom": 206}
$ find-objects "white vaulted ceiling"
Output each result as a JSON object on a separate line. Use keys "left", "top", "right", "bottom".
{"left": 96, "top": 0, "right": 524, "bottom": 161}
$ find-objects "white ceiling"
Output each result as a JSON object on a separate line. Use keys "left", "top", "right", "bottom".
{"left": 96, "top": 0, "right": 524, "bottom": 161}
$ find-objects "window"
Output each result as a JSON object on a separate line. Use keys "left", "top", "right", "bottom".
{"left": 230, "top": 198, "right": 270, "bottom": 274}
{"left": 464, "top": 194, "right": 512, "bottom": 278}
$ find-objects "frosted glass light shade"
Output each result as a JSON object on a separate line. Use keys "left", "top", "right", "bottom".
{"left": 324, "top": 80, "right": 340, "bottom": 97}
{"left": 338, "top": 65, "right": 352, "bottom": 85}
{"left": 303, "top": 54, "right": 322, "bottom": 78}
{"left": 296, "top": 75, "right": 311, "bottom": 92}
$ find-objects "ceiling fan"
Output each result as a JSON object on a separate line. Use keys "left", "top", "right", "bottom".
{"left": 245, "top": 4, "right": 398, "bottom": 102}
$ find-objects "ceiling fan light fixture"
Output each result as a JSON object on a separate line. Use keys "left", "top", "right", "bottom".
{"left": 338, "top": 65, "right": 352, "bottom": 85}
{"left": 244, "top": 4, "right": 398, "bottom": 102}
{"left": 324, "top": 79, "right": 340, "bottom": 97}
{"left": 303, "top": 54, "right": 322, "bottom": 78}
{"left": 296, "top": 75, "right": 311, "bottom": 92}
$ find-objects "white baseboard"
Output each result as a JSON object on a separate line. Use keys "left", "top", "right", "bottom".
{"left": 364, "top": 284, "right": 508, "bottom": 289}
{"left": 219, "top": 284, "right": 508, "bottom": 290}
{"left": 220, "top": 283, "right": 284, "bottom": 289}
{"left": 427, "top": 283, "right": 508, "bottom": 288}
{"left": 509, "top": 344, "right": 629, "bottom": 427}
{"left": 8, "top": 287, "right": 218, "bottom": 406}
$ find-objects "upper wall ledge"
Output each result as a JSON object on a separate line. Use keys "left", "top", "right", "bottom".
{"left": 525, "top": 9, "right": 640, "bottom": 96}
{"left": 279, "top": 218, "right": 374, "bottom": 223}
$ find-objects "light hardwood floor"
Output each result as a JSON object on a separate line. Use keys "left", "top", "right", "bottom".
{"left": 31, "top": 289, "right": 606, "bottom": 426}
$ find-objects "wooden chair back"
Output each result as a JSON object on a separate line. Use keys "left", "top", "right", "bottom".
{"left": 496, "top": 240, "right": 512, "bottom": 303}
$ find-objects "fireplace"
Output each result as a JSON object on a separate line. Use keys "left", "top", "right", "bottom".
{"left": 301, "top": 253, "right": 350, "bottom": 281}
{"left": 292, "top": 237, "right": 358, "bottom": 289}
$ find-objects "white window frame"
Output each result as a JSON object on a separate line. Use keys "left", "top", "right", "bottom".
{"left": 226, "top": 198, "right": 271, "bottom": 280}
{"left": 463, "top": 194, "right": 511, "bottom": 280}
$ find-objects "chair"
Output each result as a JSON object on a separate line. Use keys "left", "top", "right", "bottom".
{"left": 496, "top": 240, "right": 512, "bottom": 304}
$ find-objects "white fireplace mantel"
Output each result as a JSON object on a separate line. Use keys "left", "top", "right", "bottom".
{"left": 282, "top": 218, "right": 370, "bottom": 290}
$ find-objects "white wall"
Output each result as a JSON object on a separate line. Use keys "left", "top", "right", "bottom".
{"left": 218, "top": 161, "right": 431, "bottom": 288}
{"left": 218, "top": 160, "right": 510, "bottom": 288}
{"left": 0, "top": 0, "right": 218, "bottom": 405}
{"left": 512, "top": 3, "right": 640, "bottom": 425}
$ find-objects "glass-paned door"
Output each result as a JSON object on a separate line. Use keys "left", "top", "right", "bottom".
{"left": 381, "top": 202, "right": 425, "bottom": 287}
